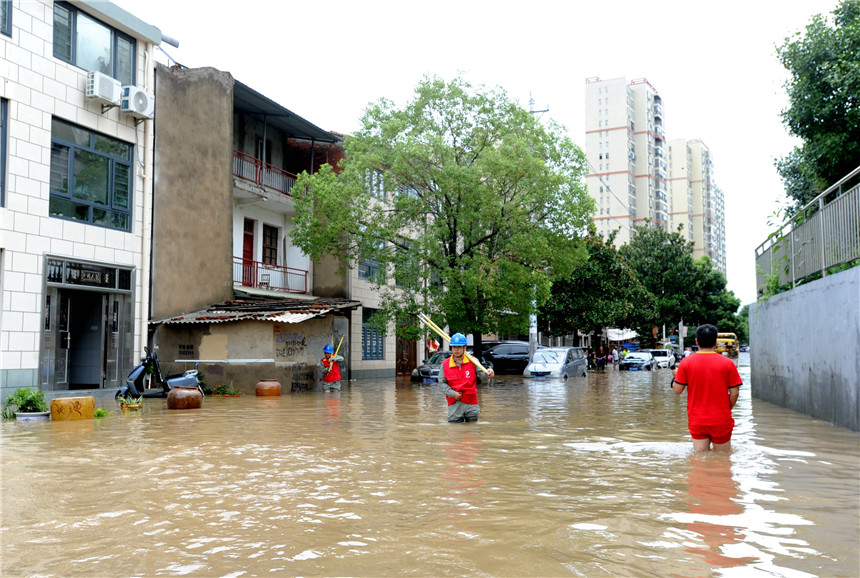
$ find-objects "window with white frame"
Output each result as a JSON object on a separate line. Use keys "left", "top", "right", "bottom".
{"left": 53, "top": 2, "right": 135, "bottom": 86}
{"left": 49, "top": 117, "right": 133, "bottom": 231}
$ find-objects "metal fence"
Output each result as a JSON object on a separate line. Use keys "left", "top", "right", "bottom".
{"left": 755, "top": 166, "right": 860, "bottom": 295}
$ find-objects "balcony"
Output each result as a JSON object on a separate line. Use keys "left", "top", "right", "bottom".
{"left": 233, "top": 257, "right": 308, "bottom": 294}
{"left": 233, "top": 150, "right": 297, "bottom": 196}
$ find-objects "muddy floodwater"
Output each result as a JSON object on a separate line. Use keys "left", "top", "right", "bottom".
{"left": 1, "top": 353, "right": 858, "bottom": 577}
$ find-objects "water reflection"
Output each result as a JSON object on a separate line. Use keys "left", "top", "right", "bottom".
{"left": 1, "top": 354, "right": 857, "bottom": 576}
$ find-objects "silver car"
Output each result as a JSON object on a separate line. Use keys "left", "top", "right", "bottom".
{"left": 523, "top": 347, "right": 588, "bottom": 380}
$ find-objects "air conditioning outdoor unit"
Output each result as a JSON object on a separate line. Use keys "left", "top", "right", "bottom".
{"left": 85, "top": 71, "right": 121, "bottom": 106}
{"left": 120, "top": 85, "right": 155, "bottom": 120}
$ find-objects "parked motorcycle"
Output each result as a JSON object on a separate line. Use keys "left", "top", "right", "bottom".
{"left": 115, "top": 347, "right": 202, "bottom": 399}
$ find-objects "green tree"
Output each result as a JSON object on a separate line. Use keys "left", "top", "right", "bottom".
{"left": 689, "top": 256, "right": 742, "bottom": 338}
{"left": 538, "top": 229, "right": 655, "bottom": 338}
{"left": 291, "top": 76, "right": 593, "bottom": 349}
{"left": 776, "top": 0, "right": 860, "bottom": 208}
{"left": 619, "top": 224, "right": 702, "bottom": 344}
{"left": 736, "top": 304, "right": 750, "bottom": 345}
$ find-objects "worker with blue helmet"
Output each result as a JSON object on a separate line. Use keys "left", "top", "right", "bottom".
{"left": 319, "top": 341, "right": 344, "bottom": 392}
{"left": 438, "top": 332, "right": 494, "bottom": 423}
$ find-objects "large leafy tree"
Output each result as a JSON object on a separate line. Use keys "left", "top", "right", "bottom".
{"left": 619, "top": 224, "right": 702, "bottom": 342}
{"left": 538, "top": 230, "right": 654, "bottom": 338}
{"left": 776, "top": 0, "right": 860, "bottom": 208}
{"left": 291, "top": 76, "right": 592, "bottom": 348}
{"left": 689, "top": 256, "right": 742, "bottom": 337}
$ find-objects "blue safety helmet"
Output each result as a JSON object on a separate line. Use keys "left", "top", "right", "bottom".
{"left": 323, "top": 344, "right": 334, "bottom": 354}
{"left": 450, "top": 333, "right": 467, "bottom": 347}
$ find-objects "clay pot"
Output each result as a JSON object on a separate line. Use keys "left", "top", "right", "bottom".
{"left": 51, "top": 396, "right": 95, "bottom": 420}
{"left": 167, "top": 387, "right": 203, "bottom": 410}
{"left": 255, "top": 379, "right": 282, "bottom": 396}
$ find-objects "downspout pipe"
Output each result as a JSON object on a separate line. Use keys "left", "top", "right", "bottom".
{"left": 138, "top": 43, "right": 155, "bottom": 357}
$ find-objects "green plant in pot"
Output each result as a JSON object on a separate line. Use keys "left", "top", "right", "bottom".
{"left": 2, "top": 387, "right": 49, "bottom": 419}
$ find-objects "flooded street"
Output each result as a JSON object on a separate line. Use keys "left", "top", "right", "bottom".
{"left": 2, "top": 353, "right": 858, "bottom": 577}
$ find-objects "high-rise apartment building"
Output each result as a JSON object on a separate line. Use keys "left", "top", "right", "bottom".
{"left": 584, "top": 77, "right": 726, "bottom": 274}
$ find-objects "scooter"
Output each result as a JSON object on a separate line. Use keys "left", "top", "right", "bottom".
{"left": 115, "top": 346, "right": 203, "bottom": 399}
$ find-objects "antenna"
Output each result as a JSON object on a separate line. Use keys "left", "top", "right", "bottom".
{"left": 528, "top": 91, "right": 549, "bottom": 116}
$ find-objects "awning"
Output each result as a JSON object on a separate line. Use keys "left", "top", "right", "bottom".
{"left": 151, "top": 297, "right": 361, "bottom": 325}
{"left": 607, "top": 328, "right": 638, "bottom": 342}
{"left": 233, "top": 81, "right": 339, "bottom": 144}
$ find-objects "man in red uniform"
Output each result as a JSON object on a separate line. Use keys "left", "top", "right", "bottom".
{"left": 671, "top": 324, "right": 743, "bottom": 452}
{"left": 319, "top": 343, "right": 343, "bottom": 392}
{"left": 439, "top": 333, "right": 494, "bottom": 423}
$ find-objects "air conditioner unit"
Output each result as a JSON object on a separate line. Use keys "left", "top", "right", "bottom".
{"left": 86, "top": 71, "right": 121, "bottom": 106}
{"left": 120, "top": 85, "right": 155, "bottom": 120}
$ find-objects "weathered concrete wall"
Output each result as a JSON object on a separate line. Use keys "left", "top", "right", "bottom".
{"left": 750, "top": 267, "right": 859, "bottom": 431}
{"left": 151, "top": 65, "right": 235, "bottom": 319}
{"left": 152, "top": 315, "right": 350, "bottom": 395}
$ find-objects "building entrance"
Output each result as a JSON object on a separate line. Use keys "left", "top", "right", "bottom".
{"left": 41, "top": 257, "right": 134, "bottom": 391}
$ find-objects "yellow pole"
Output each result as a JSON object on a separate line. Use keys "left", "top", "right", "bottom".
{"left": 333, "top": 335, "right": 345, "bottom": 357}
{"left": 418, "top": 314, "right": 489, "bottom": 374}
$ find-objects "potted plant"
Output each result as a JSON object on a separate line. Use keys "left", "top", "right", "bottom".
{"left": 117, "top": 395, "right": 143, "bottom": 411}
{"left": 213, "top": 383, "right": 241, "bottom": 397}
{"left": 3, "top": 387, "right": 50, "bottom": 422}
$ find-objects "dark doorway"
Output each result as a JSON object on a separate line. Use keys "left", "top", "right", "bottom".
{"left": 66, "top": 289, "right": 104, "bottom": 389}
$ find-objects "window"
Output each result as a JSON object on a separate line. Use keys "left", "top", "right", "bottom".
{"left": 362, "top": 308, "right": 385, "bottom": 360}
{"left": 0, "top": 98, "right": 6, "bottom": 206}
{"left": 358, "top": 239, "right": 385, "bottom": 281}
{"left": 53, "top": 2, "right": 135, "bottom": 85}
{"left": 1, "top": 0, "right": 11, "bottom": 36}
{"left": 394, "top": 238, "right": 418, "bottom": 288}
{"left": 49, "top": 117, "right": 133, "bottom": 231}
{"left": 365, "top": 169, "right": 386, "bottom": 201}
{"left": 262, "top": 224, "right": 278, "bottom": 265}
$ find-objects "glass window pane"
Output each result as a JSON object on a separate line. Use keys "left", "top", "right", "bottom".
{"left": 93, "top": 208, "right": 128, "bottom": 231}
{"left": 75, "top": 12, "right": 111, "bottom": 76}
{"left": 116, "top": 35, "right": 134, "bottom": 86}
{"left": 52, "top": 4, "right": 72, "bottom": 61}
{"left": 73, "top": 150, "right": 109, "bottom": 204}
{"left": 50, "top": 143, "right": 70, "bottom": 195}
{"left": 113, "top": 163, "right": 129, "bottom": 209}
{"left": 94, "top": 134, "right": 130, "bottom": 160}
{"left": 50, "top": 197, "right": 90, "bottom": 222}
{"left": 52, "top": 118, "right": 90, "bottom": 146}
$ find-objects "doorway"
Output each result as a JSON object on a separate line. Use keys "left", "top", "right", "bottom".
{"left": 395, "top": 337, "right": 417, "bottom": 376}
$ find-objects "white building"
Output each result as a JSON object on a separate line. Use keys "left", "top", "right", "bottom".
{"left": 1, "top": 1, "right": 162, "bottom": 397}
{"left": 584, "top": 76, "right": 726, "bottom": 275}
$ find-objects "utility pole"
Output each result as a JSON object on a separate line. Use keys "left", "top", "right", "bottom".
{"left": 528, "top": 92, "right": 548, "bottom": 361}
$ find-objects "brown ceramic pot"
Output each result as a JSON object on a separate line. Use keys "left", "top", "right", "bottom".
{"left": 255, "top": 379, "right": 282, "bottom": 396}
{"left": 167, "top": 387, "right": 203, "bottom": 409}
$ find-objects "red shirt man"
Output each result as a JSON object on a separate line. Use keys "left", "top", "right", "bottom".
{"left": 672, "top": 324, "right": 742, "bottom": 452}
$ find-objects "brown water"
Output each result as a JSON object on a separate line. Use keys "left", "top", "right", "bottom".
{"left": 2, "top": 354, "right": 858, "bottom": 577}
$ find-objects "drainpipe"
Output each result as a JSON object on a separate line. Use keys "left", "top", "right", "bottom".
{"left": 310, "top": 139, "right": 315, "bottom": 173}
{"left": 138, "top": 43, "right": 155, "bottom": 356}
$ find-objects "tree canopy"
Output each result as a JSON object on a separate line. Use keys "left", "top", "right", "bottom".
{"left": 538, "top": 229, "right": 654, "bottom": 338}
{"left": 776, "top": 0, "right": 860, "bottom": 208}
{"left": 291, "top": 76, "right": 593, "bottom": 343}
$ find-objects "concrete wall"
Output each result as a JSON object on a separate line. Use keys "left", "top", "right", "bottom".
{"left": 151, "top": 66, "right": 234, "bottom": 319}
{"left": 152, "top": 314, "right": 350, "bottom": 395}
{"left": 750, "top": 267, "right": 860, "bottom": 431}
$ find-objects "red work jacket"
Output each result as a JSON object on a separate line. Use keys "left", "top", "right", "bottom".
{"left": 322, "top": 357, "right": 341, "bottom": 382}
{"left": 442, "top": 356, "right": 479, "bottom": 406}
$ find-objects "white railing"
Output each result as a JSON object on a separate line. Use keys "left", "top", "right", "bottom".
{"left": 755, "top": 166, "right": 860, "bottom": 295}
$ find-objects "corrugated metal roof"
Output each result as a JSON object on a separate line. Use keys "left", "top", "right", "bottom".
{"left": 151, "top": 298, "right": 361, "bottom": 325}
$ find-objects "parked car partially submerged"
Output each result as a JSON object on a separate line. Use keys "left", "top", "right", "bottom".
{"left": 643, "top": 348, "right": 675, "bottom": 369}
{"left": 619, "top": 351, "right": 656, "bottom": 371}
{"left": 523, "top": 347, "right": 587, "bottom": 380}
{"left": 411, "top": 351, "right": 492, "bottom": 383}
{"left": 483, "top": 341, "right": 540, "bottom": 374}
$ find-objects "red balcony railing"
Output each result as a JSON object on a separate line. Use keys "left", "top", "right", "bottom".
{"left": 233, "top": 150, "right": 297, "bottom": 196}
{"left": 233, "top": 257, "right": 308, "bottom": 294}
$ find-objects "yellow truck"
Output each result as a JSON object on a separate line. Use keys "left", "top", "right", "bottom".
{"left": 715, "top": 333, "right": 739, "bottom": 358}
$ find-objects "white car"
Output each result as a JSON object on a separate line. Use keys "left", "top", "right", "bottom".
{"left": 644, "top": 349, "right": 675, "bottom": 369}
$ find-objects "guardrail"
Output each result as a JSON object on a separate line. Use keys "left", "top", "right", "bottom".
{"left": 233, "top": 257, "right": 308, "bottom": 294}
{"left": 232, "top": 150, "right": 297, "bottom": 196}
{"left": 755, "top": 166, "right": 860, "bottom": 295}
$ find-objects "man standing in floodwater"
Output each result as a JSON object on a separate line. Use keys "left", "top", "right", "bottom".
{"left": 671, "top": 324, "right": 743, "bottom": 452}
{"left": 438, "top": 332, "right": 495, "bottom": 423}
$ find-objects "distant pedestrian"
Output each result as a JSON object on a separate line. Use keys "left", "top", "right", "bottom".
{"left": 671, "top": 324, "right": 743, "bottom": 452}
{"left": 611, "top": 347, "right": 619, "bottom": 368}
{"left": 438, "top": 333, "right": 494, "bottom": 423}
{"left": 319, "top": 344, "right": 344, "bottom": 392}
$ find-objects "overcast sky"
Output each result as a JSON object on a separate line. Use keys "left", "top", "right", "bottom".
{"left": 114, "top": 0, "right": 840, "bottom": 306}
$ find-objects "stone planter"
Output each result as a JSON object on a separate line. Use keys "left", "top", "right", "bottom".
{"left": 167, "top": 387, "right": 203, "bottom": 410}
{"left": 15, "top": 411, "right": 51, "bottom": 422}
{"left": 51, "top": 396, "right": 95, "bottom": 420}
{"left": 255, "top": 379, "right": 282, "bottom": 396}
